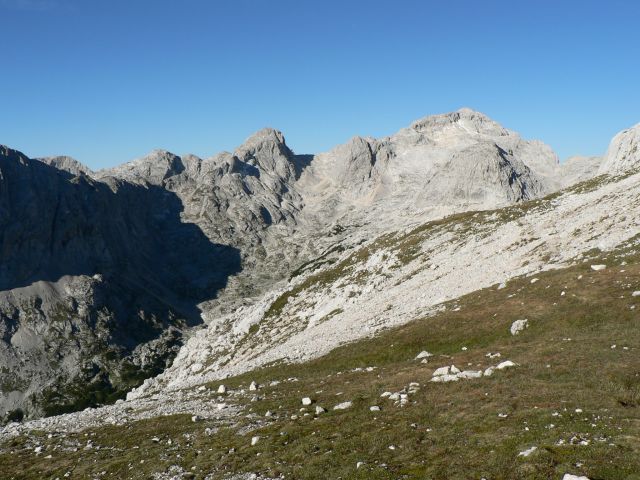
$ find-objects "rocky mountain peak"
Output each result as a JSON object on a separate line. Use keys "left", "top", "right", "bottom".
{"left": 409, "top": 108, "right": 511, "bottom": 139}
{"left": 235, "top": 128, "right": 296, "bottom": 180}
{"left": 0, "top": 145, "right": 30, "bottom": 164}
{"left": 598, "top": 123, "right": 640, "bottom": 175}
{"left": 241, "top": 127, "right": 287, "bottom": 147}
{"left": 36, "top": 155, "right": 93, "bottom": 177}
{"left": 98, "top": 149, "right": 185, "bottom": 186}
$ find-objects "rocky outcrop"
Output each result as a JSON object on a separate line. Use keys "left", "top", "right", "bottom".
{"left": 36, "top": 155, "right": 93, "bottom": 176}
{"left": 98, "top": 149, "right": 186, "bottom": 186}
{"left": 99, "top": 129, "right": 305, "bottom": 246}
{"left": 598, "top": 123, "right": 640, "bottom": 175}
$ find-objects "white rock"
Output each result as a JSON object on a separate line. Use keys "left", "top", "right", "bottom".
{"left": 370, "top": 406, "right": 381, "bottom": 412}
{"left": 217, "top": 385, "right": 226, "bottom": 394}
{"left": 483, "top": 367, "right": 495, "bottom": 376}
{"left": 333, "top": 401, "right": 353, "bottom": 410}
{"left": 517, "top": 446, "right": 537, "bottom": 457}
{"left": 510, "top": 319, "right": 529, "bottom": 335}
{"left": 450, "top": 365, "right": 461, "bottom": 374}
{"left": 249, "top": 381, "right": 258, "bottom": 391}
{"left": 632, "top": 291, "right": 640, "bottom": 297}
{"left": 315, "top": 406, "right": 326, "bottom": 414}
{"left": 432, "top": 366, "right": 451, "bottom": 377}
{"left": 251, "top": 436, "right": 260, "bottom": 446}
{"left": 302, "top": 397, "right": 312, "bottom": 406}
{"left": 598, "top": 122, "right": 640, "bottom": 174}
{"left": 415, "top": 350, "right": 433, "bottom": 360}
{"left": 496, "top": 360, "right": 517, "bottom": 370}
{"left": 458, "top": 370, "right": 483, "bottom": 379}
{"left": 562, "top": 475, "right": 590, "bottom": 480}
{"left": 380, "top": 391, "right": 392, "bottom": 397}
{"left": 431, "top": 374, "right": 459, "bottom": 383}
{"left": 356, "top": 461, "right": 364, "bottom": 469}
{"left": 530, "top": 278, "right": 539, "bottom": 284}
{"left": 191, "top": 415, "right": 202, "bottom": 423}
{"left": 590, "top": 264, "right": 607, "bottom": 271}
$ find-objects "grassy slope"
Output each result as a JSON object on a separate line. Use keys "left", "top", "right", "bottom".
{"left": 2, "top": 242, "right": 640, "bottom": 479}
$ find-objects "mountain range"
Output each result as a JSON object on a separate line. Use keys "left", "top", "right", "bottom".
{"left": 0, "top": 108, "right": 638, "bottom": 423}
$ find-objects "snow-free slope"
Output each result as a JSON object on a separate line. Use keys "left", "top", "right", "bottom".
{"left": 134, "top": 166, "right": 640, "bottom": 395}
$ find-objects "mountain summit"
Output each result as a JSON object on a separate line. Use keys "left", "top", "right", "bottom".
{"left": 599, "top": 122, "right": 640, "bottom": 174}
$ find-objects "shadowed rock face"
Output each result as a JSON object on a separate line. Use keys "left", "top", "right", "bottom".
{"left": 0, "top": 146, "right": 241, "bottom": 419}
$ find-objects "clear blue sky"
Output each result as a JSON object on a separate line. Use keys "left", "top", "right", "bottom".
{"left": 1, "top": 0, "right": 639, "bottom": 169}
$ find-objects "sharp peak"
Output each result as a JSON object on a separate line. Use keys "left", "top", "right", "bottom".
{"left": 241, "top": 127, "right": 287, "bottom": 147}
{"left": 140, "top": 149, "right": 181, "bottom": 159}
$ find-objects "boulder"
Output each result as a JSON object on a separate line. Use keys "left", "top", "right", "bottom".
{"left": 333, "top": 401, "right": 353, "bottom": 410}
{"left": 415, "top": 351, "right": 433, "bottom": 360}
{"left": 510, "top": 319, "right": 529, "bottom": 335}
